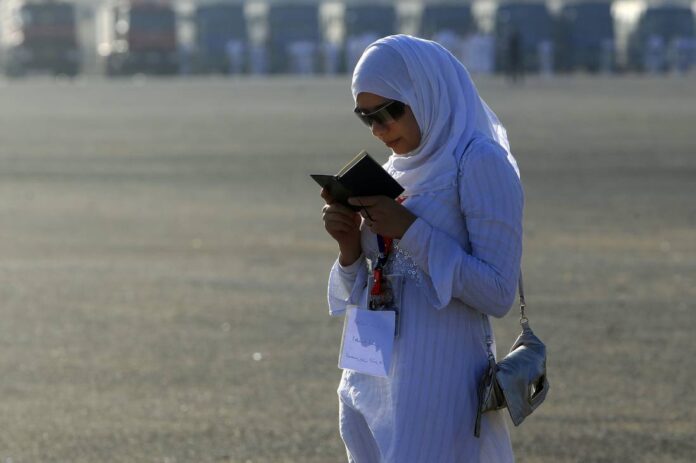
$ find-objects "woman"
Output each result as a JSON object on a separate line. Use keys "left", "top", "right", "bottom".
{"left": 322, "top": 35, "right": 523, "bottom": 462}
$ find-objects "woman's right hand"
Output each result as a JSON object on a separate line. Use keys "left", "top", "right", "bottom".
{"left": 321, "top": 188, "right": 362, "bottom": 266}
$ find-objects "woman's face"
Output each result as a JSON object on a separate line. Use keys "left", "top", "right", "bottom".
{"left": 355, "top": 92, "right": 421, "bottom": 155}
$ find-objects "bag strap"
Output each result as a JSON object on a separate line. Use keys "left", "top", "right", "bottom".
{"left": 482, "top": 273, "right": 526, "bottom": 359}
{"left": 518, "top": 273, "right": 527, "bottom": 324}
{"left": 455, "top": 140, "right": 527, "bottom": 352}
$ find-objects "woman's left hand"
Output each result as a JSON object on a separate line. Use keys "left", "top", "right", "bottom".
{"left": 348, "top": 196, "right": 417, "bottom": 239}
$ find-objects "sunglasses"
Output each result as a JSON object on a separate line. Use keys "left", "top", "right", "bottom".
{"left": 353, "top": 99, "right": 406, "bottom": 128}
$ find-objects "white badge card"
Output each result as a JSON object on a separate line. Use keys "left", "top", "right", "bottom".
{"left": 338, "top": 307, "right": 395, "bottom": 377}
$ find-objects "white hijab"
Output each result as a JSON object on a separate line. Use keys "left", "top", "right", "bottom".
{"left": 352, "top": 35, "right": 519, "bottom": 196}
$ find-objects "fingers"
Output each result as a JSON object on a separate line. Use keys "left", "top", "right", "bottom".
{"left": 347, "top": 196, "right": 382, "bottom": 207}
{"left": 349, "top": 196, "right": 387, "bottom": 222}
{"left": 321, "top": 194, "right": 364, "bottom": 243}
{"left": 325, "top": 219, "right": 356, "bottom": 234}
{"left": 358, "top": 204, "right": 388, "bottom": 222}
{"left": 323, "top": 204, "right": 360, "bottom": 230}
{"left": 320, "top": 187, "right": 335, "bottom": 204}
{"left": 323, "top": 202, "right": 355, "bottom": 216}
{"left": 347, "top": 196, "right": 415, "bottom": 239}
{"left": 324, "top": 210, "right": 357, "bottom": 228}
{"left": 325, "top": 215, "right": 359, "bottom": 235}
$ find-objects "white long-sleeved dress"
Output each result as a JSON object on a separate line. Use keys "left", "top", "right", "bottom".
{"left": 327, "top": 137, "right": 524, "bottom": 463}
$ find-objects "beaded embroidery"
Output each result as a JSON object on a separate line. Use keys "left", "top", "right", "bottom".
{"left": 371, "top": 240, "right": 424, "bottom": 286}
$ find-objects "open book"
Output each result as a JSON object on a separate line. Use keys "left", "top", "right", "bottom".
{"left": 311, "top": 150, "right": 404, "bottom": 211}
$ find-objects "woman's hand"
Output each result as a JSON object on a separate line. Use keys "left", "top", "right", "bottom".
{"left": 348, "top": 196, "right": 416, "bottom": 239}
{"left": 321, "top": 188, "right": 362, "bottom": 266}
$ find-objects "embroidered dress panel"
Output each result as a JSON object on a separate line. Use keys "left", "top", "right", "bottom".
{"left": 367, "top": 242, "right": 424, "bottom": 286}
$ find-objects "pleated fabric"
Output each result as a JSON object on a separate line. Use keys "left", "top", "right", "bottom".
{"left": 327, "top": 135, "right": 523, "bottom": 463}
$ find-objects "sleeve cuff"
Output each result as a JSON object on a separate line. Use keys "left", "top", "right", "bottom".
{"left": 337, "top": 254, "right": 365, "bottom": 278}
{"left": 397, "top": 218, "right": 432, "bottom": 272}
{"left": 328, "top": 254, "right": 368, "bottom": 317}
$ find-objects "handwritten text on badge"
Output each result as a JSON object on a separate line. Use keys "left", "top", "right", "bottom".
{"left": 339, "top": 307, "right": 395, "bottom": 377}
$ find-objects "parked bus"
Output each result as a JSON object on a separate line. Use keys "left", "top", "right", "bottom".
{"left": 97, "top": 0, "right": 178, "bottom": 76}
{"left": 627, "top": 5, "right": 695, "bottom": 72}
{"left": 494, "top": 2, "right": 554, "bottom": 72}
{"left": 0, "top": 0, "right": 80, "bottom": 77}
{"left": 265, "top": 3, "right": 320, "bottom": 74}
{"left": 193, "top": 3, "right": 246, "bottom": 74}
{"left": 555, "top": 2, "right": 615, "bottom": 72}
{"left": 419, "top": 3, "right": 475, "bottom": 39}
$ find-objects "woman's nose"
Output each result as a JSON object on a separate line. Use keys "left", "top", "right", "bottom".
{"left": 371, "top": 121, "right": 388, "bottom": 137}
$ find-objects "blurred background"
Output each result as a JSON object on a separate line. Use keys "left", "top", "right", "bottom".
{"left": 0, "top": 1, "right": 695, "bottom": 463}
{"left": 0, "top": 0, "right": 695, "bottom": 78}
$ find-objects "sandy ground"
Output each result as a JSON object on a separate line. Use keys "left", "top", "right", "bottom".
{"left": 0, "top": 75, "right": 693, "bottom": 462}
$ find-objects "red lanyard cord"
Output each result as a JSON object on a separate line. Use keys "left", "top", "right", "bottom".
{"left": 371, "top": 235, "right": 393, "bottom": 295}
{"left": 369, "top": 196, "right": 405, "bottom": 296}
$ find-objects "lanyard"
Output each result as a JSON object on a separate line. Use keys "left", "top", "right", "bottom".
{"left": 369, "top": 197, "right": 405, "bottom": 301}
{"left": 370, "top": 234, "right": 393, "bottom": 297}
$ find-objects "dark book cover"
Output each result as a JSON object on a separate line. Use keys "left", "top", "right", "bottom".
{"left": 311, "top": 150, "right": 404, "bottom": 211}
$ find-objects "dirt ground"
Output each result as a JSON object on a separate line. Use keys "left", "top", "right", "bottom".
{"left": 0, "top": 75, "right": 693, "bottom": 463}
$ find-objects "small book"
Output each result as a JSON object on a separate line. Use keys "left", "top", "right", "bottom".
{"left": 311, "top": 150, "right": 404, "bottom": 211}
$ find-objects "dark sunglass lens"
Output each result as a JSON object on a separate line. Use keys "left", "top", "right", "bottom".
{"left": 357, "top": 114, "right": 372, "bottom": 127}
{"left": 354, "top": 100, "right": 405, "bottom": 127}
{"left": 386, "top": 101, "right": 406, "bottom": 119}
{"left": 371, "top": 110, "right": 391, "bottom": 126}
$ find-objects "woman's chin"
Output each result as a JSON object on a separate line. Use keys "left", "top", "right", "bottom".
{"left": 392, "top": 145, "right": 417, "bottom": 156}
{"left": 388, "top": 138, "right": 420, "bottom": 156}
{"left": 391, "top": 143, "right": 407, "bottom": 155}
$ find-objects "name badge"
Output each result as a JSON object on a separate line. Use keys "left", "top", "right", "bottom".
{"left": 338, "top": 306, "right": 395, "bottom": 377}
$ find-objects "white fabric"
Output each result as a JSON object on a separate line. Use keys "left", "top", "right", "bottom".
{"left": 328, "top": 136, "right": 522, "bottom": 462}
{"left": 346, "top": 33, "right": 380, "bottom": 74}
{"left": 351, "top": 35, "right": 519, "bottom": 197}
{"left": 328, "top": 34, "right": 524, "bottom": 461}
